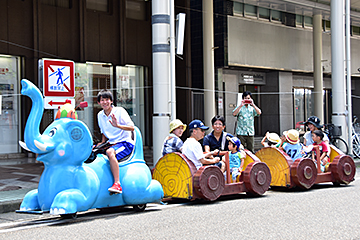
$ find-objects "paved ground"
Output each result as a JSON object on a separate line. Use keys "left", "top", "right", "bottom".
{"left": 0, "top": 155, "right": 358, "bottom": 214}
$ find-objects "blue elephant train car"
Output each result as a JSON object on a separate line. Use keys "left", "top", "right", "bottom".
{"left": 16, "top": 79, "right": 164, "bottom": 217}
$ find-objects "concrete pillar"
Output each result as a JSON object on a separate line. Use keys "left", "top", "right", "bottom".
{"left": 313, "top": 13, "right": 324, "bottom": 123}
{"left": 203, "top": 0, "right": 216, "bottom": 125}
{"left": 152, "top": 0, "right": 170, "bottom": 165}
{"left": 345, "top": 0, "right": 352, "bottom": 152}
{"left": 331, "top": 0, "right": 347, "bottom": 141}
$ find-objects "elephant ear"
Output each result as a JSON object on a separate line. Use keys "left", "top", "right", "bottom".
{"left": 66, "top": 120, "right": 93, "bottom": 162}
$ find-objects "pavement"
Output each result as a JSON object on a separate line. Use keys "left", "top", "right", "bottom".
{"left": 0, "top": 155, "right": 359, "bottom": 214}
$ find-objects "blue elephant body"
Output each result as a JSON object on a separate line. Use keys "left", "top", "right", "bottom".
{"left": 18, "top": 79, "right": 163, "bottom": 215}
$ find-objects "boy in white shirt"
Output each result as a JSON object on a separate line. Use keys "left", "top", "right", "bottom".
{"left": 97, "top": 89, "right": 134, "bottom": 194}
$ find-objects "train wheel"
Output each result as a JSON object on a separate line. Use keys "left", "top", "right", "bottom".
{"left": 330, "top": 155, "right": 355, "bottom": 184}
{"left": 290, "top": 158, "right": 317, "bottom": 189}
{"left": 193, "top": 166, "right": 225, "bottom": 201}
{"left": 133, "top": 204, "right": 146, "bottom": 212}
{"left": 243, "top": 162, "right": 271, "bottom": 196}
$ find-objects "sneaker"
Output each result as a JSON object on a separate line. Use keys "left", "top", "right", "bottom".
{"left": 108, "top": 182, "right": 122, "bottom": 193}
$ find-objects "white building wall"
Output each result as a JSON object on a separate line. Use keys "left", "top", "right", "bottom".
{"left": 227, "top": 16, "right": 360, "bottom": 74}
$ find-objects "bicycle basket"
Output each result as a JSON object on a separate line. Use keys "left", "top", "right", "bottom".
{"left": 328, "top": 125, "right": 342, "bottom": 137}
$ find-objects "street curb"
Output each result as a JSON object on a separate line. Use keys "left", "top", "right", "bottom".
{"left": 0, "top": 200, "right": 21, "bottom": 214}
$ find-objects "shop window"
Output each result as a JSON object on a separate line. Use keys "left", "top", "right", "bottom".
{"left": 259, "top": 7, "right": 269, "bottom": 20}
{"left": 126, "top": 0, "right": 147, "bottom": 21}
{"left": 244, "top": 4, "right": 257, "bottom": 18}
{"left": 116, "top": 65, "right": 146, "bottom": 136}
{"left": 271, "top": 10, "right": 282, "bottom": 22}
{"left": 41, "top": 0, "right": 72, "bottom": 8}
{"left": 74, "top": 62, "right": 113, "bottom": 143}
{"left": 233, "top": 2, "right": 243, "bottom": 16}
{"left": 0, "top": 55, "right": 20, "bottom": 154}
{"left": 86, "top": 0, "right": 108, "bottom": 12}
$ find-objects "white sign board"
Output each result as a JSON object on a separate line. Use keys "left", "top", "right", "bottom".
{"left": 44, "top": 97, "right": 75, "bottom": 109}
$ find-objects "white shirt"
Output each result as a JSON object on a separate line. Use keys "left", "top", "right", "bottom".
{"left": 182, "top": 138, "right": 205, "bottom": 169}
{"left": 97, "top": 106, "right": 134, "bottom": 144}
{"left": 304, "top": 131, "right": 329, "bottom": 146}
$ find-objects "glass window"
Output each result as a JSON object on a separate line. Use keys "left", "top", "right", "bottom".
{"left": 353, "top": 26, "right": 360, "bottom": 36}
{"left": 87, "top": 0, "right": 108, "bottom": 12}
{"left": 75, "top": 62, "right": 113, "bottom": 142}
{"left": 296, "top": 15, "right": 303, "bottom": 27}
{"left": 244, "top": 4, "right": 257, "bottom": 18}
{"left": 271, "top": 10, "right": 282, "bottom": 22}
{"left": 323, "top": 20, "right": 331, "bottom": 31}
{"left": 0, "top": 55, "right": 20, "bottom": 154}
{"left": 126, "top": 0, "right": 147, "bottom": 21}
{"left": 233, "top": 2, "right": 243, "bottom": 16}
{"left": 259, "top": 7, "right": 269, "bottom": 20}
{"left": 116, "top": 65, "right": 146, "bottom": 136}
{"left": 304, "top": 16, "right": 313, "bottom": 27}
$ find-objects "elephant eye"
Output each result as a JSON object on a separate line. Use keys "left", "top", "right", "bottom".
{"left": 49, "top": 128, "right": 57, "bottom": 137}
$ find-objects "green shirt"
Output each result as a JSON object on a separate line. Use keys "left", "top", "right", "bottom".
{"left": 233, "top": 105, "right": 259, "bottom": 136}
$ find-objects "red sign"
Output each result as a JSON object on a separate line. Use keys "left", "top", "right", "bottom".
{"left": 43, "top": 59, "right": 75, "bottom": 97}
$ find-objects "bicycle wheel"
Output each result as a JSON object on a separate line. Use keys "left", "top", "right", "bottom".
{"left": 352, "top": 134, "right": 360, "bottom": 158}
{"left": 331, "top": 137, "right": 348, "bottom": 155}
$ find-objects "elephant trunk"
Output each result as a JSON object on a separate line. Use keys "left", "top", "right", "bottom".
{"left": 21, "top": 79, "right": 53, "bottom": 154}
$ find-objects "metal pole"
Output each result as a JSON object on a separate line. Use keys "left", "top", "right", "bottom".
{"left": 330, "top": 0, "right": 347, "bottom": 142}
{"left": 203, "top": 0, "right": 216, "bottom": 125}
{"left": 346, "top": 0, "right": 353, "bottom": 154}
{"left": 170, "top": 0, "right": 176, "bottom": 121}
{"left": 152, "top": 0, "right": 170, "bottom": 165}
{"left": 313, "top": 12, "right": 323, "bottom": 124}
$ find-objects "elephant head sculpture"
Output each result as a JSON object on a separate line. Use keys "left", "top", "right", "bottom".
{"left": 18, "top": 79, "right": 163, "bottom": 216}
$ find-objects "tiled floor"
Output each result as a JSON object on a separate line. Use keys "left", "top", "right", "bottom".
{"left": 0, "top": 162, "right": 43, "bottom": 192}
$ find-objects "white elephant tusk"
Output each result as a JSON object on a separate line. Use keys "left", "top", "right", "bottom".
{"left": 19, "top": 141, "right": 32, "bottom": 152}
{"left": 34, "top": 140, "right": 53, "bottom": 152}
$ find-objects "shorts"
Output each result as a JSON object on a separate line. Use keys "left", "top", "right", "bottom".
{"left": 214, "top": 161, "right": 223, "bottom": 169}
{"left": 110, "top": 141, "right": 134, "bottom": 161}
{"left": 231, "top": 167, "right": 240, "bottom": 181}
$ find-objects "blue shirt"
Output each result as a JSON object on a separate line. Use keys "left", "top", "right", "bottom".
{"left": 203, "top": 131, "right": 233, "bottom": 151}
{"left": 283, "top": 142, "right": 303, "bottom": 161}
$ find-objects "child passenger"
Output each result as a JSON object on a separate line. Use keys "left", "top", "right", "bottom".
{"left": 311, "top": 130, "right": 329, "bottom": 172}
{"left": 261, "top": 132, "right": 280, "bottom": 147}
{"left": 162, "top": 119, "right": 187, "bottom": 156}
{"left": 227, "top": 136, "right": 245, "bottom": 183}
{"left": 281, "top": 129, "right": 304, "bottom": 162}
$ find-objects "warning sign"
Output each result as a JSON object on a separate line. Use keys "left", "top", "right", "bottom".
{"left": 43, "top": 59, "right": 75, "bottom": 97}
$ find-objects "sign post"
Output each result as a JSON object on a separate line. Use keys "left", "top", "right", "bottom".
{"left": 42, "top": 59, "right": 75, "bottom": 109}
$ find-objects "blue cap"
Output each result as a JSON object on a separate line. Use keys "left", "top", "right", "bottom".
{"left": 188, "top": 119, "right": 209, "bottom": 130}
{"left": 227, "top": 136, "right": 241, "bottom": 151}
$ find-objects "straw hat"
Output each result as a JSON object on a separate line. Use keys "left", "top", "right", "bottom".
{"left": 267, "top": 132, "right": 280, "bottom": 144}
{"left": 283, "top": 129, "right": 300, "bottom": 144}
{"left": 169, "top": 119, "right": 187, "bottom": 133}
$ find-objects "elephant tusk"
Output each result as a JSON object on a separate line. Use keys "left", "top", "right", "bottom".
{"left": 19, "top": 141, "right": 32, "bottom": 152}
{"left": 34, "top": 140, "right": 53, "bottom": 152}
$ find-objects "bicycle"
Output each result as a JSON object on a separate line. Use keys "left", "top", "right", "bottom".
{"left": 323, "top": 123, "right": 348, "bottom": 155}
{"left": 351, "top": 116, "right": 360, "bottom": 158}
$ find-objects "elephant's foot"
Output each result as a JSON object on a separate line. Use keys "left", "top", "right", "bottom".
{"left": 50, "top": 189, "right": 88, "bottom": 215}
{"left": 19, "top": 189, "right": 41, "bottom": 211}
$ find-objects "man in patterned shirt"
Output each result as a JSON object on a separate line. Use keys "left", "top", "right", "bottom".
{"left": 232, "top": 91, "right": 262, "bottom": 152}
{"left": 162, "top": 119, "right": 187, "bottom": 156}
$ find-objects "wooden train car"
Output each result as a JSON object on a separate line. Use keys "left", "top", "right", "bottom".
{"left": 152, "top": 151, "right": 271, "bottom": 201}
{"left": 255, "top": 145, "right": 355, "bottom": 189}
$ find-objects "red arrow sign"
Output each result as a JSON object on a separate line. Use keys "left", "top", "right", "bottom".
{"left": 48, "top": 99, "right": 71, "bottom": 106}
